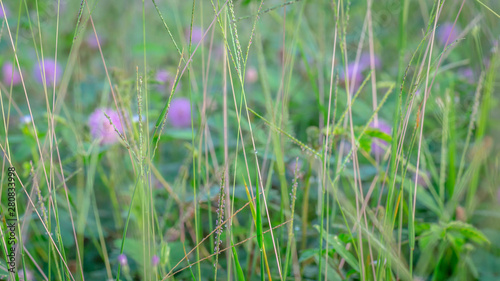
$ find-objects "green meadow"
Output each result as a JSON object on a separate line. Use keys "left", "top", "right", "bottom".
{"left": 1, "top": 0, "right": 500, "bottom": 280}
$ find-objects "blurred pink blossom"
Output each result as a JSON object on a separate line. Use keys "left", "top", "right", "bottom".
{"left": 156, "top": 69, "right": 179, "bottom": 93}
{"left": 33, "top": 58, "right": 62, "bottom": 86}
{"left": 117, "top": 254, "right": 128, "bottom": 266}
{"left": 340, "top": 53, "right": 381, "bottom": 94}
{"left": 2, "top": 62, "right": 21, "bottom": 86}
{"left": 370, "top": 119, "right": 392, "bottom": 157}
{"left": 0, "top": 5, "right": 8, "bottom": 18}
{"left": 152, "top": 255, "right": 160, "bottom": 267}
{"left": 437, "top": 22, "right": 460, "bottom": 46}
{"left": 458, "top": 67, "right": 474, "bottom": 83}
{"left": 86, "top": 33, "right": 103, "bottom": 49}
{"left": 185, "top": 26, "right": 204, "bottom": 46}
{"left": 245, "top": 66, "right": 258, "bottom": 84}
{"left": 340, "top": 62, "right": 364, "bottom": 94}
{"left": 358, "top": 53, "right": 382, "bottom": 70}
{"left": 168, "top": 98, "right": 192, "bottom": 128}
{"left": 88, "top": 108, "right": 124, "bottom": 145}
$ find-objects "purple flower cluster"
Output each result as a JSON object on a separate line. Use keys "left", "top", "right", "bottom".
{"left": 458, "top": 67, "right": 474, "bottom": 83}
{"left": 0, "top": 5, "right": 8, "bottom": 18}
{"left": 370, "top": 119, "right": 392, "bottom": 157}
{"left": 340, "top": 52, "right": 381, "bottom": 94}
{"left": 245, "top": 66, "right": 258, "bottom": 84}
{"left": 168, "top": 98, "right": 192, "bottom": 128}
{"left": 33, "top": 58, "right": 62, "bottom": 86}
{"left": 156, "top": 69, "right": 179, "bottom": 93}
{"left": 88, "top": 108, "right": 124, "bottom": 145}
{"left": 2, "top": 62, "right": 21, "bottom": 86}
{"left": 117, "top": 254, "right": 128, "bottom": 266}
{"left": 436, "top": 22, "right": 461, "bottom": 46}
{"left": 86, "top": 33, "right": 103, "bottom": 49}
{"left": 185, "top": 26, "right": 204, "bottom": 46}
{"left": 152, "top": 255, "right": 160, "bottom": 267}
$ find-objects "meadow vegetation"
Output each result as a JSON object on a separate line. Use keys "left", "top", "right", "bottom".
{"left": 1, "top": 0, "right": 500, "bottom": 280}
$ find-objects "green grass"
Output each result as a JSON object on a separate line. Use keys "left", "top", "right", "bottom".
{"left": 1, "top": 0, "right": 500, "bottom": 280}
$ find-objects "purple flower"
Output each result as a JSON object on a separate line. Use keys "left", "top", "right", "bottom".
{"left": 370, "top": 119, "right": 392, "bottom": 157}
{"left": 340, "top": 62, "right": 364, "bottom": 94}
{"left": 245, "top": 66, "right": 258, "bottom": 84}
{"left": 458, "top": 67, "right": 474, "bottom": 83}
{"left": 117, "top": 254, "right": 128, "bottom": 266}
{"left": 437, "top": 22, "right": 460, "bottom": 46}
{"left": 2, "top": 62, "right": 21, "bottom": 86}
{"left": 33, "top": 58, "right": 62, "bottom": 86}
{"left": 0, "top": 5, "right": 8, "bottom": 18}
{"left": 358, "top": 53, "right": 382, "bottom": 70}
{"left": 152, "top": 255, "right": 160, "bottom": 267}
{"left": 88, "top": 108, "right": 124, "bottom": 145}
{"left": 185, "top": 26, "right": 204, "bottom": 46}
{"left": 340, "top": 53, "right": 381, "bottom": 94}
{"left": 86, "top": 33, "right": 103, "bottom": 49}
{"left": 156, "top": 69, "right": 179, "bottom": 93}
{"left": 168, "top": 98, "right": 192, "bottom": 128}
{"left": 156, "top": 70, "right": 171, "bottom": 84}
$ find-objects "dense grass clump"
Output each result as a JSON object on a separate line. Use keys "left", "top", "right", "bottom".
{"left": 1, "top": 0, "right": 500, "bottom": 280}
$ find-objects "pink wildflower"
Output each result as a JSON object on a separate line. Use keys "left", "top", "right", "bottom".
{"left": 152, "top": 255, "right": 160, "bottom": 267}
{"left": 168, "top": 98, "right": 192, "bottom": 128}
{"left": 2, "top": 62, "right": 21, "bottom": 86}
{"left": 370, "top": 119, "right": 392, "bottom": 157}
{"left": 86, "top": 33, "right": 103, "bottom": 49}
{"left": 245, "top": 66, "right": 258, "bottom": 84}
{"left": 156, "top": 69, "right": 179, "bottom": 93}
{"left": 117, "top": 254, "right": 128, "bottom": 266}
{"left": 340, "top": 62, "right": 364, "bottom": 94}
{"left": 185, "top": 26, "right": 204, "bottom": 46}
{"left": 88, "top": 108, "right": 124, "bottom": 145}
{"left": 437, "top": 22, "right": 460, "bottom": 46}
{"left": 33, "top": 58, "right": 62, "bottom": 86}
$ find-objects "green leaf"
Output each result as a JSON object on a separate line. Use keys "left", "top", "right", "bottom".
{"left": 358, "top": 134, "right": 372, "bottom": 154}
{"left": 231, "top": 240, "right": 246, "bottom": 281}
{"left": 160, "top": 243, "right": 170, "bottom": 267}
{"left": 255, "top": 181, "right": 263, "bottom": 249}
{"left": 314, "top": 225, "right": 360, "bottom": 272}
{"left": 299, "top": 248, "right": 321, "bottom": 262}
{"left": 365, "top": 128, "right": 392, "bottom": 143}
